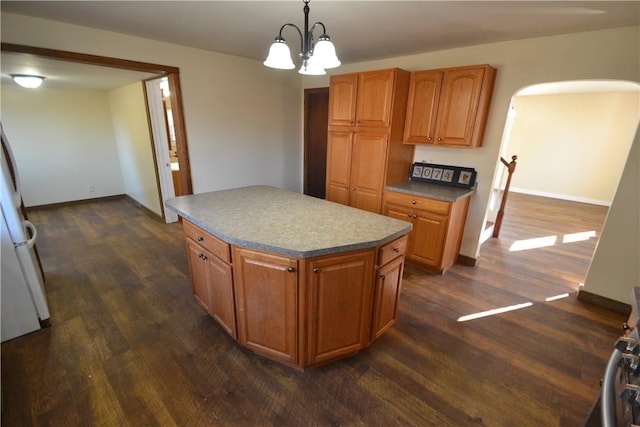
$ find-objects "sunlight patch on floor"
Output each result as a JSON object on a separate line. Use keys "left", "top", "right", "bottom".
{"left": 457, "top": 292, "right": 572, "bottom": 322}
{"left": 457, "top": 302, "right": 533, "bottom": 322}
{"left": 545, "top": 293, "right": 570, "bottom": 302}
{"left": 562, "top": 230, "right": 596, "bottom": 243}
{"left": 509, "top": 229, "right": 597, "bottom": 252}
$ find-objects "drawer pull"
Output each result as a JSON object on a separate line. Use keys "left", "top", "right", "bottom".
{"left": 380, "top": 274, "right": 386, "bottom": 280}
{"left": 393, "top": 247, "right": 400, "bottom": 253}
{"left": 411, "top": 200, "right": 416, "bottom": 205}
{"left": 313, "top": 268, "right": 320, "bottom": 273}
{"left": 287, "top": 267, "right": 295, "bottom": 273}
{"left": 197, "top": 236, "right": 204, "bottom": 242}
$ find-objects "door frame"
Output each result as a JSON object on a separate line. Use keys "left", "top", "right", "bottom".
{"left": 0, "top": 43, "right": 193, "bottom": 205}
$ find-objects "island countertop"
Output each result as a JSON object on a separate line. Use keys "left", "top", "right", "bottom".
{"left": 165, "top": 185, "right": 412, "bottom": 258}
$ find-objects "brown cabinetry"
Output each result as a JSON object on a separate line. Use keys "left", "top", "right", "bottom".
{"left": 403, "top": 64, "right": 496, "bottom": 147}
{"left": 183, "top": 220, "right": 237, "bottom": 338}
{"left": 371, "top": 235, "right": 407, "bottom": 340}
{"left": 181, "top": 220, "right": 410, "bottom": 369}
{"left": 233, "top": 247, "right": 298, "bottom": 365}
{"left": 326, "top": 68, "right": 414, "bottom": 213}
{"left": 384, "top": 191, "right": 470, "bottom": 274}
{"left": 306, "top": 249, "right": 375, "bottom": 366}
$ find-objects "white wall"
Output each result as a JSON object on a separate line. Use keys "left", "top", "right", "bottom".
{"left": 583, "top": 131, "right": 639, "bottom": 303}
{"left": 304, "top": 26, "right": 640, "bottom": 261}
{"left": 1, "top": 13, "right": 303, "bottom": 196}
{"left": 107, "top": 82, "right": 162, "bottom": 216}
{"left": 507, "top": 91, "right": 638, "bottom": 205}
{"left": 0, "top": 84, "right": 124, "bottom": 206}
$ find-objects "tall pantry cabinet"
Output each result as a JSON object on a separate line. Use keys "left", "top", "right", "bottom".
{"left": 325, "top": 68, "right": 414, "bottom": 214}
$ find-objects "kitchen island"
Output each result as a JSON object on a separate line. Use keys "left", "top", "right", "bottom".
{"left": 166, "top": 186, "right": 412, "bottom": 369}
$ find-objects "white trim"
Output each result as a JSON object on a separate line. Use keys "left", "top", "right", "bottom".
{"left": 146, "top": 79, "right": 178, "bottom": 224}
{"left": 509, "top": 187, "right": 611, "bottom": 207}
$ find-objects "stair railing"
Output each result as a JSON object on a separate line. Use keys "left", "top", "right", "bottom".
{"left": 493, "top": 155, "right": 518, "bottom": 238}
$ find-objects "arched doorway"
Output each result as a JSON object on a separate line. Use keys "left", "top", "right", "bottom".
{"left": 480, "top": 79, "right": 639, "bottom": 292}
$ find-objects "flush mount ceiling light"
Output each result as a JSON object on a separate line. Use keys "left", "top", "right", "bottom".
{"left": 264, "top": 0, "right": 340, "bottom": 76}
{"left": 11, "top": 74, "right": 45, "bottom": 89}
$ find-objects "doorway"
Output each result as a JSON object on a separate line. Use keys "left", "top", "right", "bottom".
{"left": 304, "top": 87, "right": 329, "bottom": 199}
{"left": 480, "top": 79, "right": 639, "bottom": 289}
{"left": 0, "top": 43, "right": 192, "bottom": 218}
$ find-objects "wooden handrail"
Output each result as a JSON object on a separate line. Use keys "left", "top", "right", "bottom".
{"left": 492, "top": 155, "right": 518, "bottom": 238}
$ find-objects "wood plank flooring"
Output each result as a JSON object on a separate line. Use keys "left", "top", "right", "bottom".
{"left": 1, "top": 193, "right": 627, "bottom": 426}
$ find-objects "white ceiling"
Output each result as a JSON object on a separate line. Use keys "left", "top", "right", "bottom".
{"left": 1, "top": 1, "right": 639, "bottom": 91}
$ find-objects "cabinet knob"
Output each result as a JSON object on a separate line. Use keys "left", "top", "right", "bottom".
{"left": 437, "top": 137, "right": 443, "bottom": 141}
{"left": 313, "top": 268, "right": 320, "bottom": 273}
{"left": 428, "top": 136, "right": 433, "bottom": 142}
{"left": 411, "top": 200, "right": 416, "bottom": 205}
{"left": 198, "top": 253, "right": 207, "bottom": 260}
{"left": 407, "top": 213, "right": 412, "bottom": 218}
{"left": 356, "top": 119, "right": 361, "bottom": 125}
{"left": 393, "top": 247, "right": 400, "bottom": 253}
{"left": 380, "top": 274, "right": 386, "bottom": 280}
{"left": 351, "top": 187, "right": 356, "bottom": 191}
{"left": 413, "top": 214, "right": 417, "bottom": 218}
{"left": 197, "top": 236, "right": 204, "bottom": 242}
{"left": 287, "top": 267, "right": 295, "bottom": 273}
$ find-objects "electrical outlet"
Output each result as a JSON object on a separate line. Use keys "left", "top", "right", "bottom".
{"left": 88, "top": 184, "right": 95, "bottom": 193}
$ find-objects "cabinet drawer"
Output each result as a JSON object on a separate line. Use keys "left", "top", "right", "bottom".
{"left": 183, "top": 220, "right": 231, "bottom": 263}
{"left": 378, "top": 235, "right": 408, "bottom": 266}
{"left": 384, "top": 191, "right": 450, "bottom": 215}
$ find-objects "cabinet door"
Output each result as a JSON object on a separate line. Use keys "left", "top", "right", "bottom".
{"left": 350, "top": 131, "right": 388, "bottom": 213}
{"left": 328, "top": 74, "right": 358, "bottom": 127}
{"left": 325, "top": 131, "right": 353, "bottom": 206}
{"left": 306, "top": 250, "right": 375, "bottom": 366}
{"left": 185, "top": 238, "right": 211, "bottom": 313}
{"left": 233, "top": 248, "right": 298, "bottom": 364}
{"left": 207, "top": 255, "right": 236, "bottom": 339}
{"left": 403, "top": 70, "right": 443, "bottom": 144}
{"left": 371, "top": 256, "right": 405, "bottom": 341}
{"left": 411, "top": 211, "right": 448, "bottom": 267}
{"left": 384, "top": 204, "right": 416, "bottom": 255}
{"left": 434, "top": 67, "right": 485, "bottom": 147}
{"left": 356, "top": 69, "right": 395, "bottom": 128}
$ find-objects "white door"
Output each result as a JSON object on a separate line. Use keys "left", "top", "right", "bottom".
{"left": 146, "top": 78, "right": 179, "bottom": 223}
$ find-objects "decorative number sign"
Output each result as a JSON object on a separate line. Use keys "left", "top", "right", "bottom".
{"left": 410, "top": 162, "right": 476, "bottom": 188}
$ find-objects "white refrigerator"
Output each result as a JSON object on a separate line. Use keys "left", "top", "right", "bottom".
{"left": 1, "top": 124, "right": 50, "bottom": 342}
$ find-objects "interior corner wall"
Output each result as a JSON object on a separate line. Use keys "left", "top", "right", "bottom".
{"left": 507, "top": 92, "right": 638, "bottom": 205}
{"left": 107, "top": 82, "right": 162, "bottom": 216}
{"left": 1, "top": 12, "right": 303, "bottom": 197}
{"left": 582, "top": 129, "right": 640, "bottom": 303}
{"left": 0, "top": 84, "right": 125, "bottom": 206}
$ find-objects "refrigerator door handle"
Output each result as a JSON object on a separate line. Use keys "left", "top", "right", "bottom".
{"left": 22, "top": 220, "right": 37, "bottom": 248}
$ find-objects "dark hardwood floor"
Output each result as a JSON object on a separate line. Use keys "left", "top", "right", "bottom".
{"left": 1, "top": 193, "right": 626, "bottom": 426}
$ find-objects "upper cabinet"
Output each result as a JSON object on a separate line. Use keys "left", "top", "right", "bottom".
{"left": 325, "top": 68, "right": 414, "bottom": 214}
{"left": 403, "top": 64, "right": 496, "bottom": 148}
{"left": 328, "top": 69, "right": 399, "bottom": 129}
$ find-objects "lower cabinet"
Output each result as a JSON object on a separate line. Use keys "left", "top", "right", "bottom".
{"left": 184, "top": 226, "right": 237, "bottom": 339}
{"left": 233, "top": 247, "right": 298, "bottom": 365}
{"left": 182, "top": 220, "right": 409, "bottom": 369}
{"left": 371, "top": 255, "right": 405, "bottom": 340}
{"left": 306, "top": 250, "right": 375, "bottom": 366}
{"left": 383, "top": 191, "right": 470, "bottom": 274}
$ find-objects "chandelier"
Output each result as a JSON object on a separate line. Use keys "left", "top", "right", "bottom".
{"left": 264, "top": 0, "right": 341, "bottom": 75}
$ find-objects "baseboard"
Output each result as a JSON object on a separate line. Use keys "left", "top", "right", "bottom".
{"left": 510, "top": 187, "right": 611, "bottom": 207}
{"left": 456, "top": 255, "right": 477, "bottom": 267}
{"left": 577, "top": 290, "right": 631, "bottom": 315}
{"left": 123, "top": 196, "right": 164, "bottom": 221}
{"left": 26, "top": 194, "right": 126, "bottom": 210}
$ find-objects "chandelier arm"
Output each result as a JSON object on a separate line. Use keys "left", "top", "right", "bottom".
{"left": 310, "top": 22, "right": 328, "bottom": 36}
{"left": 278, "top": 23, "right": 304, "bottom": 55}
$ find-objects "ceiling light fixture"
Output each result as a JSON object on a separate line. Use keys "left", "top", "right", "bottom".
{"left": 264, "top": 0, "right": 340, "bottom": 76}
{"left": 11, "top": 74, "right": 45, "bottom": 89}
